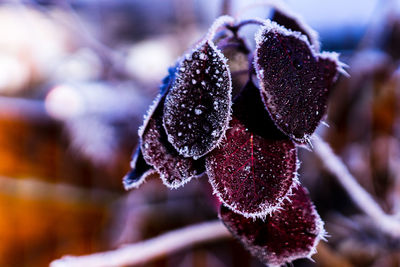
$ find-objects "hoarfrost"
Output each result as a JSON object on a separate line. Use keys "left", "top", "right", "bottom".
{"left": 163, "top": 40, "right": 232, "bottom": 159}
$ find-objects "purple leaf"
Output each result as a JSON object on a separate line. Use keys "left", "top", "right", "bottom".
{"left": 254, "top": 20, "right": 340, "bottom": 143}
{"left": 123, "top": 146, "right": 157, "bottom": 190}
{"left": 206, "top": 117, "right": 297, "bottom": 218}
{"left": 219, "top": 185, "right": 325, "bottom": 266}
{"left": 163, "top": 40, "right": 232, "bottom": 159}
{"left": 140, "top": 94, "right": 204, "bottom": 189}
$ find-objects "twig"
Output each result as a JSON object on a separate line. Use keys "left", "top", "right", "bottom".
{"left": 0, "top": 175, "right": 117, "bottom": 205}
{"left": 0, "top": 97, "right": 52, "bottom": 123}
{"left": 50, "top": 220, "right": 231, "bottom": 267}
{"left": 220, "top": 0, "right": 232, "bottom": 16}
{"left": 313, "top": 135, "right": 400, "bottom": 238}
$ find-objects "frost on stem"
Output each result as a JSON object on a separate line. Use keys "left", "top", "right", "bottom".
{"left": 123, "top": 146, "right": 157, "bottom": 190}
{"left": 140, "top": 94, "right": 204, "bottom": 189}
{"left": 206, "top": 81, "right": 297, "bottom": 218}
{"left": 163, "top": 40, "right": 232, "bottom": 159}
{"left": 219, "top": 185, "right": 325, "bottom": 267}
{"left": 254, "top": 19, "right": 340, "bottom": 143}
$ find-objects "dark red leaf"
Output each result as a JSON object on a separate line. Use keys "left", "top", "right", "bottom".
{"left": 254, "top": 20, "right": 341, "bottom": 143}
{"left": 163, "top": 40, "right": 232, "bottom": 159}
{"left": 123, "top": 146, "right": 157, "bottom": 190}
{"left": 219, "top": 185, "right": 325, "bottom": 266}
{"left": 233, "top": 80, "right": 288, "bottom": 140}
{"left": 206, "top": 117, "right": 297, "bottom": 218}
{"left": 140, "top": 94, "right": 204, "bottom": 189}
{"left": 206, "top": 80, "right": 297, "bottom": 217}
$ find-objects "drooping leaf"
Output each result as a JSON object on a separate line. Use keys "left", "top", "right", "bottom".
{"left": 254, "top": 20, "right": 340, "bottom": 143}
{"left": 163, "top": 40, "right": 232, "bottom": 159}
{"left": 139, "top": 61, "right": 179, "bottom": 140}
{"left": 141, "top": 94, "right": 204, "bottom": 189}
{"left": 233, "top": 80, "right": 288, "bottom": 140}
{"left": 125, "top": 64, "right": 177, "bottom": 190}
{"left": 123, "top": 146, "right": 157, "bottom": 190}
{"left": 219, "top": 185, "right": 325, "bottom": 266}
{"left": 206, "top": 117, "right": 297, "bottom": 217}
{"left": 206, "top": 80, "right": 298, "bottom": 218}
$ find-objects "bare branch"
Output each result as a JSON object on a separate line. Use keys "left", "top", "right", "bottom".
{"left": 220, "top": 0, "right": 232, "bottom": 16}
{"left": 313, "top": 135, "right": 400, "bottom": 238}
{"left": 50, "top": 220, "right": 231, "bottom": 267}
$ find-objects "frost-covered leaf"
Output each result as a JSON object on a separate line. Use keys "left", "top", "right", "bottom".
{"left": 205, "top": 15, "right": 235, "bottom": 41}
{"left": 123, "top": 146, "right": 157, "bottom": 190}
{"left": 206, "top": 117, "right": 297, "bottom": 218}
{"left": 219, "top": 185, "right": 325, "bottom": 266}
{"left": 163, "top": 40, "right": 232, "bottom": 159}
{"left": 233, "top": 80, "right": 288, "bottom": 141}
{"left": 139, "top": 62, "right": 179, "bottom": 139}
{"left": 206, "top": 104, "right": 298, "bottom": 218}
{"left": 271, "top": 7, "right": 320, "bottom": 51}
{"left": 206, "top": 80, "right": 298, "bottom": 218}
{"left": 254, "top": 20, "right": 340, "bottom": 143}
{"left": 124, "top": 63, "right": 177, "bottom": 190}
{"left": 141, "top": 95, "right": 204, "bottom": 189}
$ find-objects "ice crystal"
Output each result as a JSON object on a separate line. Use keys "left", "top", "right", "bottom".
{"left": 163, "top": 40, "right": 232, "bottom": 159}
{"left": 254, "top": 19, "right": 339, "bottom": 143}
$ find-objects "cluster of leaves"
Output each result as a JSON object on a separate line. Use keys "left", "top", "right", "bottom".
{"left": 123, "top": 9, "right": 344, "bottom": 266}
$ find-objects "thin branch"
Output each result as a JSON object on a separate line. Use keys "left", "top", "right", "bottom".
{"left": 0, "top": 96, "right": 51, "bottom": 123}
{"left": 50, "top": 220, "right": 231, "bottom": 267}
{"left": 220, "top": 0, "right": 232, "bottom": 16}
{"left": 313, "top": 135, "right": 400, "bottom": 238}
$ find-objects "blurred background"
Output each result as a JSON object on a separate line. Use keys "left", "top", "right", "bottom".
{"left": 0, "top": 0, "right": 400, "bottom": 266}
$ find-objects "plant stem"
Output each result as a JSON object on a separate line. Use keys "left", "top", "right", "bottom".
{"left": 220, "top": 0, "right": 232, "bottom": 16}
{"left": 50, "top": 220, "right": 231, "bottom": 267}
{"left": 313, "top": 136, "right": 400, "bottom": 238}
{"left": 234, "top": 19, "right": 265, "bottom": 29}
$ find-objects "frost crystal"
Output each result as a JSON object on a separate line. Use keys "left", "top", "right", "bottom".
{"left": 206, "top": 81, "right": 298, "bottom": 218}
{"left": 206, "top": 117, "right": 297, "bottom": 218}
{"left": 141, "top": 95, "right": 204, "bottom": 189}
{"left": 254, "top": 19, "right": 339, "bottom": 143}
{"left": 219, "top": 185, "right": 325, "bottom": 267}
{"left": 123, "top": 14, "right": 335, "bottom": 267}
{"left": 163, "top": 40, "right": 232, "bottom": 159}
{"left": 123, "top": 146, "right": 157, "bottom": 190}
{"left": 271, "top": 5, "right": 320, "bottom": 51}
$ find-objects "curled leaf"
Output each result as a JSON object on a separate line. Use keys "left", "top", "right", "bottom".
{"left": 163, "top": 40, "right": 232, "bottom": 159}
{"left": 271, "top": 7, "right": 320, "bottom": 51}
{"left": 254, "top": 20, "right": 340, "bottom": 143}
{"left": 205, "top": 15, "right": 235, "bottom": 41}
{"left": 219, "top": 185, "right": 325, "bottom": 266}
{"left": 123, "top": 146, "right": 157, "bottom": 190}
{"left": 141, "top": 94, "right": 204, "bottom": 189}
